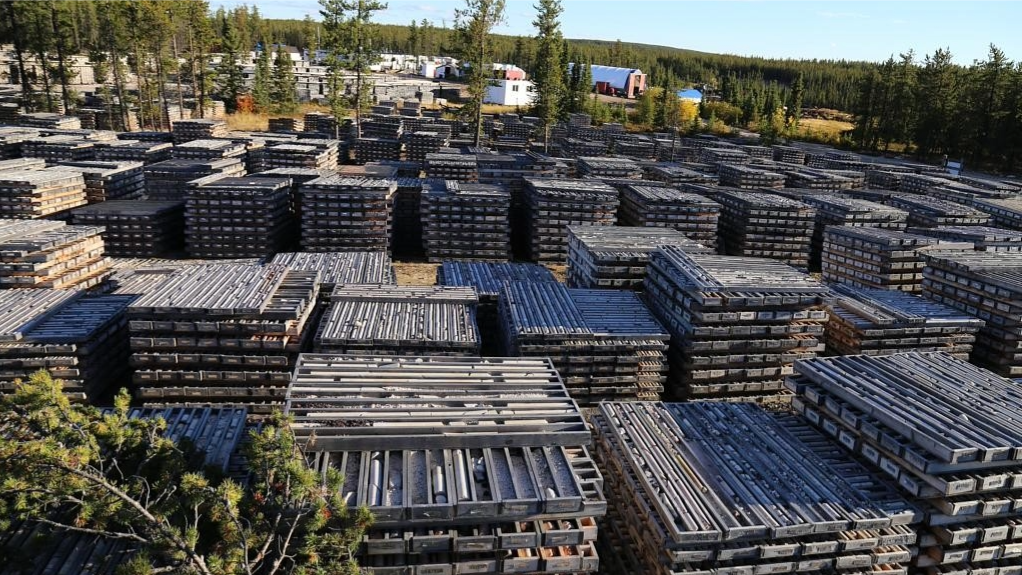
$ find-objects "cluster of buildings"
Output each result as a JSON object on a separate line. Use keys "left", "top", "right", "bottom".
{"left": 2, "top": 42, "right": 655, "bottom": 110}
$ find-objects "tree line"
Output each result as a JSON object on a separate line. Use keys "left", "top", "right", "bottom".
{"left": 0, "top": 0, "right": 385, "bottom": 130}
{"left": 852, "top": 44, "right": 1022, "bottom": 172}
{"left": 217, "top": 7, "right": 865, "bottom": 115}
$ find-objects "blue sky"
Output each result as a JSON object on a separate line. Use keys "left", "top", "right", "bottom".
{"left": 214, "top": 1, "right": 1021, "bottom": 64}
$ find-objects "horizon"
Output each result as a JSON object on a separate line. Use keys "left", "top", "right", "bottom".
{"left": 211, "top": 0, "right": 1022, "bottom": 65}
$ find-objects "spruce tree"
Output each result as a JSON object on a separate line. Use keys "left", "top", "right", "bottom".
{"left": 252, "top": 43, "right": 272, "bottom": 112}
{"left": 655, "top": 81, "right": 679, "bottom": 130}
{"left": 319, "top": 0, "right": 348, "bottom": 137}
{"left": 455, "top": 0, "right": 506, "bottom": 146}
{"left": 342, "top": 0, "right": 387, "bottom": 138}
{"left": 531, "top": 0, "right": 564, "bottom": 151}
{"left": 408, "top": 19, "right": 420, "bottom": 59}
{"left": 215, "top": 14, "right": 246, "bottom": 114}
{"left": 270, "top": 46, "right": 299, "bottom": 114}
{"left": 785, "top": 72, "right": 804, "bottom": 127}
{"left": 183, "top": 0, "right": 214, "bottom": 118}
{"left": 578, "top": 56, "right": 592, "bottom": 105}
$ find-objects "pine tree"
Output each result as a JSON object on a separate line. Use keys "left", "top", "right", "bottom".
{"left": 455, "top": 0, "right": 506, "bottom": 146}
{"left": 420, "top": 18, "right": 433, "bottom": 55}
{"left": 271, "top": 46, "right": 299, "bottom": 114}
{"left": 966, "top": 45, "right": 1011, "bottom": 164}
{"left": 531, "top": 0, "right": 564, "bottom": 151}
{"left": 319, "top": 0, "right": 348, "bottom": 136}
{"left": 181, "top": 0, "right": 214, "bottom": 119}
{"left": 48, "top": 1, "right": 76, "bottom": 113}
{"left": 558, "top": 43, "right": 572, "bottom": 115}
{"left": 785, "top": 72, "right": 804, "bottom": 127}
{"left": 252, "top": 43, "right": 272, "bottom": 112}
{"left": 341, "top": 0, "right": 387, "bottom": 138}
{"left": 761, "top": 81, "right": 779, "bottom": 119}
{"left": 913, "top": 48, "right": 960, "bottom": 158}
{"left": 634, "top": 86, "right": 658, "bottom": 127}
{"left": 655, "top": 81, "right": 679, "bottom": 130}
{"left": 578, "top": 55, "right": 592, "bottom": 103}
{"left": 0, "top": 371, "right": 372, "bottom": 575}
{"left": 407, "top": 19, "right": 420, "bottom": 59}
{"left": 564, "top": 55, "right": 591, "bottom": 115}
{"left": 215, "top": 14, "right": 246, "bottom": 114}
{"left": 2, "top": 1, "right": 35, "bottom": 110}
{"left": 741, "top": 90, "right": 760, "bottom": 127}
{"left": 24, "top": 2, "right": 56, "bottom": 113}
{"left": 96, "top": 1, "right": 131, "bottom": 130}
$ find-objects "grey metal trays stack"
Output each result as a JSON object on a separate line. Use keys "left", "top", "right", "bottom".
{"left": 522, "top": 178, "right": 619, "bottom": 263}
{"left": 910, "top": 225, "right": 1022, "bottom": 251}
{"left": 269, "top": 251, "right": 395, "bottom": 290}
{"left": 170, "top": 118, "right": 228, "bottom": 144}
{"left": 425, "top": 153, "right": 479, "bottom": 182}
{"left": 71, "top": 200, "right": 185, "bottom": 257}
{"left": 127, "top": 263, "right": 319, "bottom": 414}
{"left": 57, "top": 160, "right": 146, "bottom": 202}
{"left": 92, "top": 140, "right": 173, "bottom": 164}
{"left": 824, "top": 283, "right": 984, "bottom": 358}
{"left": 888, "top": 193, "right": 992, "bottom": 227}
{"left": 922, "top": 251, "right": 1022, "bottom": 375}
{"left": 421, "top": 180, "right": 512, "bottom": 262}
{"left": 0, "top": 219, "right": 111, "bottom": 290}
{"left": 566, "top": 225, "right": 712, "bottom": 289}
{"left": 617, "top": 183, "right": 721, "bottom": 248}
{"left": 436, "top": 261, "right": 556, "bottom": 355}
{"left": 143, "top": 158, "right": 246, "bottom": 201}
{"left": 800, "top": 194, "right": 909, "bottom": 271}
{"left": 405, "top": 131, "right": 448, "bottom": 162}
{"left": 576, "top": 156, "right": 643, "bottom": 179}
{"left": 170, "top": 138, "right": 247, "bottom": 161}
{"left": 354, "top": 137, "right": 402, "bottom": 164}
{"left": 822, "top": 226, "right": 972, "bottom": 293}
{"left": 787, "top": 353, "right": 1022, "bottom": 575}
{"left": 185, "top": 176, "right": 293, "bottom": 258}
{"left": 21, "top": 135, "right": 96, "bottom": 163}
{"left": 592, "top": 401, "right": 918, "bottom": 575}
{"left": 285, "top": 354, "right": 605, "bottom": 575}
{"left": 715, "top": 190, "right": 816, "bottom": 267}
{"left": 315, "top": 284, "right": 480, "bottom": 356}
{"left": 299, "top": 176, "right": 396, "bottom": 252}
{"left": 0, "top": 167, "right": 88, "bottom": 218}
{"left": 498, "top": 281, "right": 669, "bottom": 404}
{"left": 262, "top": 142, "right": 339, "bottom": 170}
{"left": 717, "top": 162, "right": 787, "bottom": 189}
{"left": 644, "top": 247, "right": 832, "bottom": 399}
{"left": 0, "top": 290, "right": 133, "bottom": 402}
